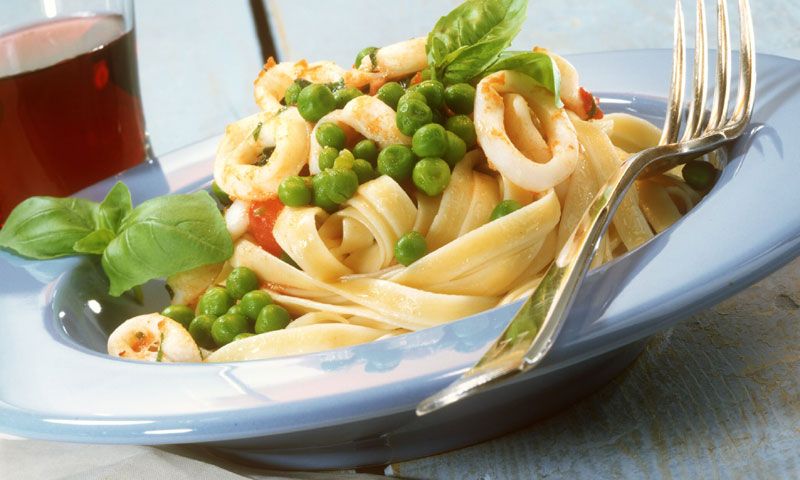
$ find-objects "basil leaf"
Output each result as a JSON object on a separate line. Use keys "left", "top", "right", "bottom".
{"left": 95, "top": 182, "right": 132, "bottom": 233}
{"left": 73, "top": 229, "right": 116, "bottom": 255}
{"left": 102, "top": 191, "right": 233, "bottom": 296}
{"left": 427, "top": 0, "right": 527, "bottom": 84}
{"left": 481, "top": 51, "right": 563, "bottom": 106}
{"left": 0, "top": 197, "right": 98, "bottom": 259}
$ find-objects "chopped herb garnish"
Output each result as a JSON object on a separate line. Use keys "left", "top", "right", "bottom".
{"left": 368, "top": 49, "right": 379, "bottom": 72}
{"left": 325, "top": 78, "right": 345, "bottom": 93}
{"left": 252, "top": 122, "right": 263, "bottom": 142}
{"left": 155, "top": 333, "right": 165, "bottom": 362}
{"left": 255, "top": 146, "right": 275, "bottom": 166}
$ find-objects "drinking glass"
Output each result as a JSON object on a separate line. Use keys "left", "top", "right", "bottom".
{"left": 0, "top": 0, "right": 146, "bottom": 220}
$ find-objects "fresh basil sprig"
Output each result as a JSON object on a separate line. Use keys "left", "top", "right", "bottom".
{"left": 426, "top": 0, "right": 561, "bottom": 103}
{"left": 0, "top": 197, "right": 98, "bottom": 260}
{"left": 427, "top": 0, "right": 527, "bottom": 84}
{"left": 0, "top": 182, "right": 233, "bottom": 297}
{"left": 479, "top": 50, "right": 563, "bottom": 107}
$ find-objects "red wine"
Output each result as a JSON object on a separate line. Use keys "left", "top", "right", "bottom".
{"left": 0, "top": 15, "right": 146, "bottom": 220}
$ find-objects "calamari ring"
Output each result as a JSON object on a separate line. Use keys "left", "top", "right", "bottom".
{"left": 355, "top": 37, "right": 427, "bottom": 80}
{"left": 214, "top": 107, "right": 310, "bottom": 201}
{"left": 254, "top": 58, "right": 346, "bottom": 111}
{"left": 474, "top": 70, "right": 579, "bottom": 192}
{"left": 308, "top": 95, "right": 410, "bottom": 174}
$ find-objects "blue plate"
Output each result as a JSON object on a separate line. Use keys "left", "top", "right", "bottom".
{"left": 1, "top": 51, "right": 798, "bottom": 470}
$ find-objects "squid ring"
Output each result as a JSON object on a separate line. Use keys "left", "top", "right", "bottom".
{"left": 474, "top": 70, "right": 579, "bottom": 192}
{"left": 214, "top": 107, "right": 310, "bottom": 201}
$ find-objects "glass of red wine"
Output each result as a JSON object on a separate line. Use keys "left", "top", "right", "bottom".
{"left": 0, "top": 0, "right": 146, "bottom": 221}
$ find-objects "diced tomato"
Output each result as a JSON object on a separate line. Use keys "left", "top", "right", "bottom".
{"left": 579, "top": 87, "right": 604, "bottom": 120}
{"left": 248, "top": 197, "right": 284, "bottom": 256}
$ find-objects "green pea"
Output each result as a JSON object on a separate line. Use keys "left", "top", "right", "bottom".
{"left": 297, "top": 84, "right": 336, "bottom": 122}
{"left": 226, "top": 266, "right": 259, "bottom": 300}
{"left": 284, "top": 83, "right": 301, "bottom": 106}
{"left": 255, "top": 304, "right": 291, "bottom": 333}
{"left": 227, "top": 304, "right": 246, "bottom": 317}
{"left": 414, "top": 80, "right": 445, "bottom": 109}
{"left": 283, "top": 80, "right": 305, "bottom": 106}
{"left": 396, "top": 99, "right": 433, "bottom": 136}
{"left": 446, "top": 114, "right": 477, "bottom": 149}
{"left": 353, "top": 139, "right": 379, "bottom": 163}
{"left": 443, "top": 131, "right": 467, "bottom": 167}
{"left": 353, "top": 159, "right": 377, "bottom": 183}
{"left": 682, "top": 160, "right": 717, "bottom": 190}
{"left": 421, "top": 69, "right": 433, "bottom": 81}
{"left": 318, "top": 146, "right": 339, "bottom": 170}
{"left": 234, "top": 333, "right": 254, "bottom": 342}
{"left": 278, "top": 175, "right": 312, "bottom": 207}
{"left": 394, "top": 231, "right": 427, "bottom": 266}
{"left": 188, "top": 314, "right": 217, "bottom": 349}
{"left": 376, "top": 82, "right": 405, "bottom": 109}
{"left": 334, "top": 86, "right": 362, "bottom": 109}
{"left": 312, "top": 168, "right": 359, "bottom": 212}
{"left": 490, "top": 200, "right": 522, "bottom": 221}
{"left": 211, "top": 182, "right": 232, "bottom": 206}
{"left": 160, "top": 305, "right": 195, "bottom": 329}
{"left": 354, "top": 46, "right": 378, "bottom": 69}
{"left": 412, "top": 158, "right": 451, "bottom": 196}
{"left": 239, "top": 290, "right": 273, "bottom": 320}
{"left": 333, "top": 149, "right": 355, "bottom": 171}
{"left": 398, "top": 91, "right": 427, "bottom": 107}
{"left": 283, "top": 82, "right": 303, "bottom": 106}
{"left": 315, "top": 122, "right": 346, "bottom": 149}
{"left": 197, "top": 287, "right": 233, "bottom": 317}
{"left": 444, "top": 83, "right": 476, "bottom": 114}
{"left": 377, "top": 144, "right": 416, "bottom": 181}
{"left": 211, "top": 313, "right": 250, "bottom": 347}
{"left": 412, "top": 123, "right": 449, "bottom": 158}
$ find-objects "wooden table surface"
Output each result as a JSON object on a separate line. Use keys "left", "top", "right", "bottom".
{"left": 131, "top": 1, "right": 800, "bottom": 478}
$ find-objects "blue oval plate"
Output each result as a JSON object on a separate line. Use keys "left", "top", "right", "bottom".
{"left": 1, "top": 51, "right": 798, "bottom": 470}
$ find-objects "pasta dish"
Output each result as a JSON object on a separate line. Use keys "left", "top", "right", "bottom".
{"left": 40, "top": 1, "right": 715, "bottom": 363}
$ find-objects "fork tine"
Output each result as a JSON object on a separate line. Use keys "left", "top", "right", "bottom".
{"left": 707, "top": 0, "right": 731, "bottom": 131}
{"left": 659, "top": 0, "right": 686, "bottom": 145}
{"left": 682, "top": 0, "right": 709, "bottom": 140}
{"left": 731, "top": 0, "right": 756, "bottom": 129}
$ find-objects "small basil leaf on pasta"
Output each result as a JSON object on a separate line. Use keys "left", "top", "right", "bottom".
{"left": 480, "top": 51, "right": 562, "bottom": 106}
{"left": 0, "top": 196, "right": 98, "bottom": 259}
{"left": 102, "top": 191, "right": 233, "bottom": 296}
{"left": 73, "top": 228, "right": 116, "bottom": 255}
{"left": 426, "top": 0, "right": 527, "bottom": 84}
{"left": 95, "top": 181, "right": 132, "bottom": 233}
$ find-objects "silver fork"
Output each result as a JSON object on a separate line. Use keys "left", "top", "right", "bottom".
{"left": 417, "top": 0, "right": 756, "bottom": 416}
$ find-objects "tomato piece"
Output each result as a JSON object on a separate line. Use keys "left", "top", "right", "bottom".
{"left": 248, "top": 197, "right": 284, "bottom": 256}
{"left": 579, "top": 87, "right": 604, "bottom": 120}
